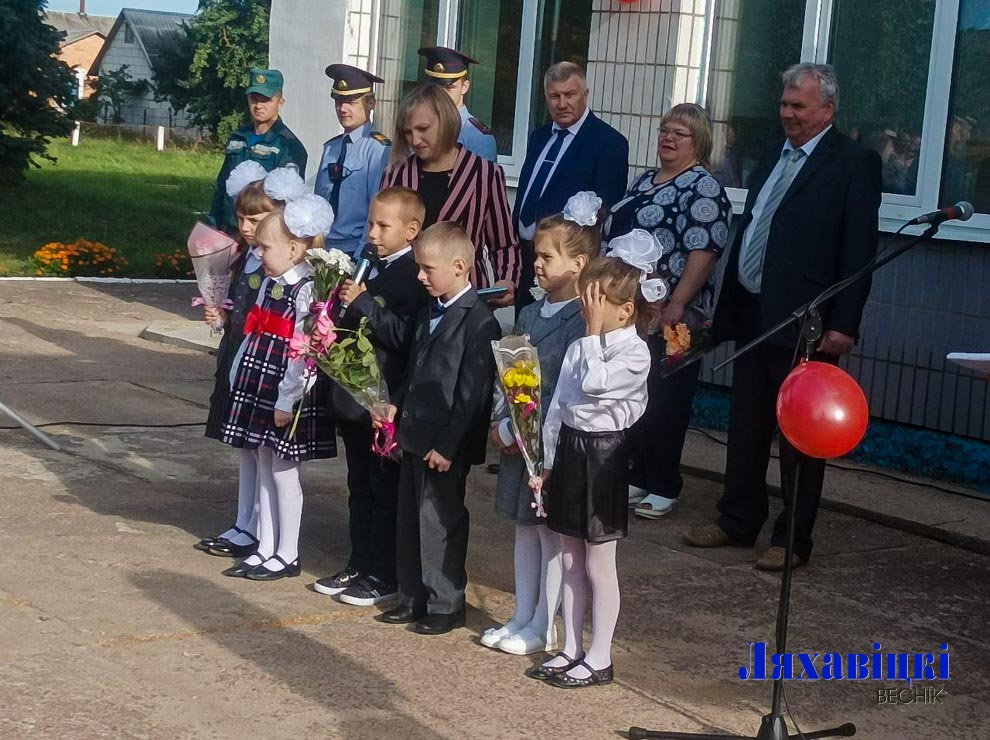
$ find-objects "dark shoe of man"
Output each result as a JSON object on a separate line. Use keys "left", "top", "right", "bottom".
{"left": 683, "top": 523, "right": 735, "bottom": 548}
{"left": 376, "top": 605, "right": 426, "bottom": 624}
{"left": 755, "top": 546, "right": 807, "bottom": 572}
{"left": 414, "top": 608, "right": 466, "bottom": 635}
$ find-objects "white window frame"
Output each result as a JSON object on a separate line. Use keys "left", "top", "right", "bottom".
{"left": 727, "top": 0, "right": 987, "bottom": 241}
{"left": 432, "top": 0, "right": 540, "bottom": 184}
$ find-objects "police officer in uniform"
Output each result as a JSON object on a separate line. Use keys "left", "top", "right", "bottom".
{"left": 208, "top": 69, "right": 308, "bottom": 235}
{"left": 417, "top": 46, "right": 498, "bottom": 162}
{"left": 315, "top": 64, "right": 392, "bottom": 255}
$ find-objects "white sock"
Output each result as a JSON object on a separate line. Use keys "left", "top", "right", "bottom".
{"left": 543, "top": 535, "right": 586, "bottom": 669}
{"left": 506, "top": 525, "right": 541, "bottom": 632}
{"left": 268, "top": 454, "right": 302, "bottom": 569}
{"left": 571, "top": 540, "right": 619, "bottom": 677}
{"left": 253, "top": 447, "right": 279, "bottom": 561}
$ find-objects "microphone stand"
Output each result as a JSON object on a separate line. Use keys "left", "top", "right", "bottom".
{"left": 628, "top": 222, "right": 940, "bottom": 740}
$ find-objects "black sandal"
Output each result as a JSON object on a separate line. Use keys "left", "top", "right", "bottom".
{"left": 525, "top": 651, "right": 585, "bottom": 681}
{"left": 195, "top": 525, "right": 250, "bottom": 552}
{"left": 207, "top": 528, "right": 259, "bottom": 558}
{"left": 547, "top": 660, "right": 614, "bottom": 688}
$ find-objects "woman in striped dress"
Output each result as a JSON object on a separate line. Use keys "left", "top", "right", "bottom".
{"left": 381, "top": 84, "right": 520, "bottom": 307}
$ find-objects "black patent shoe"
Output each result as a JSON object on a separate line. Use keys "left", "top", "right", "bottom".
{"left": 221, "top": 559, "right": 260, "bottom": 578}
{"left": 194, "top": 536, "right": 219, "bottom": 552}
{"left": 526, "top": 651, "right": 585, "bottom": 681}
{"left": 208, "top": 536, "right": 259, "bottom": 558}
{"left": 376, "top": 605, "right": 426, "bottom": 624}
{"left": 245, "top": 555, "right": 301, "bottom": 581}
{"left": 547, "top": 660, "right": 614, "bottom": 688}
{"left": 413, "top": 608, "right": 466, "bottom": 635}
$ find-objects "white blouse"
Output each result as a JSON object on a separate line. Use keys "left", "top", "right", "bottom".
{"left": 542, "top": 325, "right": 651, "bottom": 469}
{"left": 229, "top": 261, "right": 315, "bottom": 413}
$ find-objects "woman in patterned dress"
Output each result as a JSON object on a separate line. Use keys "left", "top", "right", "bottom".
{"left": 603, "top": 103, "right": 731, "bottom": 519}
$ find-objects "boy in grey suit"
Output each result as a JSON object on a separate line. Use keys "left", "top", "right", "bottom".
{"left": 375, "top": 222, "right": 502, "bottom": 635}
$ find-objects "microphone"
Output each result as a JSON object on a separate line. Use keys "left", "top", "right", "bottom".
{"left": 908, "top": 201, "right": 974, "bottom": 226}
{"left": 339, "top": 243, "right": 377, "bottom": 315}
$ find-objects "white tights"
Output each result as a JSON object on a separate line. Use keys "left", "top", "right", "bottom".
{"left": 505, "top": 524, "right": 563, "bottom": 638}
{"left": 240, "top": 447, "right": 303, "bottom": 572}
{"left": 545, "top": 536, "right": 620, "bottom": 677}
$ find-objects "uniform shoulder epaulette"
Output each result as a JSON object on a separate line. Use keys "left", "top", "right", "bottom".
{"left": 371, "top": 131, "right": 391, "bottom": 145}
{"left": 469, "top": 117, "right": 493, "bottom": 136}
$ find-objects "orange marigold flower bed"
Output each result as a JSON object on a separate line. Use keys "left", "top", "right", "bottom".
{"left": 153, "top": 249, "right": 195, "bottom": 279}
{"left": 32, "top": 240, "right": 129, "bottom": 277}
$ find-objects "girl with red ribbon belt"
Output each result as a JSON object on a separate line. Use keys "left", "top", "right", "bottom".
{"left": 219, "top": 195, "right": 337, "bottom": 581}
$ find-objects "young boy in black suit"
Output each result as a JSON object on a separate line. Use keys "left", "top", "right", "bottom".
{"left": 314, "top": 187, "right": 429, "bottom": 605}
{"left": 375, "top": 221, "right": 502, "bottom": 635}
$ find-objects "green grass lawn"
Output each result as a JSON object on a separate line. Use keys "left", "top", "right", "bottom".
{"left": 0, "top": 138, "right": 221, "bottom": 277}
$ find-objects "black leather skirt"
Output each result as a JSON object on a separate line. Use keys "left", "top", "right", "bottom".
{"left": 546, "top": 424, "right": 629, "bottom": 543}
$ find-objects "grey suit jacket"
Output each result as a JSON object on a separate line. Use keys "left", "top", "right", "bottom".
{"left": 493, "top": 297, "right": 585, "bottom": 523}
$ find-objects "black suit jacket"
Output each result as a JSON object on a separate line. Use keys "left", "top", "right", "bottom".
{"left": 714, "top": 127, "right": 882, "bottom": 347}
{"left": 332, "top": 252, "right": 429, "bottom": 422}
{"left": 512, "top": 111, "right": 630, "bottom": 231}
{"left": 396, "top": 288, "right": 502, "bottom": 465}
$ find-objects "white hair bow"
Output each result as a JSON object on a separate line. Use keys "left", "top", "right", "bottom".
{"left": 263, "top": 167, "right": 308, "bottom": 203}
{"left": 562, "top": 191, "right": 602, "bottom": 227}
{"left": 606, "top": 229, "right": 669, "bottom": 302}
{"left": 225, "top": 160, "right": 267, "bottom": 198}
{"left": 284, "top": 194, "right": 335, "bottom": 238}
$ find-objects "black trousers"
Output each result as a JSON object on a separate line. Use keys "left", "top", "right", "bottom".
{"left": 629, "top": 334, "right": 702, "bottom": 499}
{"left": 339, "top": 422, "right": 399, "bottom": 583}
{"left": 515, "top": 239, "right": 537, "bottom": 312}
{"left": 395, "top": 452, "right": 470, "bottom": 615}
{"left": 715, "top": 289, "right": 830, "bottom": 561}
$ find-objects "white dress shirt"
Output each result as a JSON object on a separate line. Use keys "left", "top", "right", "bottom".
{"left": 429, "top": 283, "right": 472, "bottom": 334}
{"left": 229, "top": 261, "right": 315, "bottom": 413}
{"left": 738, "top": 125, "right": 833, "bottom": 261}
{"left": 518, "top": 106, "right": 592, "bottom": 240}
{"left": 542, "top": 325, "right": 651, "bottom": 469}
{"left": 539, "top": 296, "right": 577, "bottom": 318}
{"left": 243, "top": 246, "right": 262, "bottom": 273}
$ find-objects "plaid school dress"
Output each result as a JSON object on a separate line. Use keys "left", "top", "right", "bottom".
{"left": 221, "top": 276, "right": 336, "bottom": 461}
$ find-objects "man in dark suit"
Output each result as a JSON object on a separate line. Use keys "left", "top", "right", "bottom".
{"left": 685, "top": 63, "right": 882, "bottom": 571}
{"left": 514, "top": 61, "right": 629, "bottom": 309}
{"left": 376, "top": 222, "right": 502, "bottom": 635}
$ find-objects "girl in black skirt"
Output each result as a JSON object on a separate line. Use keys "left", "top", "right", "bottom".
{"left": 198, "top": 167, "right": 300, "bottom": 558}
{"left": 528, "top": 230, "right": 664, "bottom": 688}
{"left": 197, "top": 171, "right": 277, "bottom": 557}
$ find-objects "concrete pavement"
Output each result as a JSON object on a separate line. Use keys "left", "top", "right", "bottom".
{"left": 1, "top": 281, "right": 988, "bottom": 739}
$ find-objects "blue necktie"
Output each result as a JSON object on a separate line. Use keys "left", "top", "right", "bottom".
{"left": 519, "top": 128, "right": 570, "bottom": 227}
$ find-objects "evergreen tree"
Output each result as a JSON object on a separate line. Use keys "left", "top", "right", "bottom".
{"left": 0, "top": 0, "right": 75, "bottom": 180}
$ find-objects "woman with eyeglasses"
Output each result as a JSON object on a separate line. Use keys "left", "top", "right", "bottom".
{"left": 603, "top": 103, "right": 731, "bottom": 520}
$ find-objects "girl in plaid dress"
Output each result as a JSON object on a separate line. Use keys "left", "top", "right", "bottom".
{"left": 198, "top": 165, "right": 279, "bottom": 559}
{"left": 221, "top": 196, "right": 337, "bottom": 581}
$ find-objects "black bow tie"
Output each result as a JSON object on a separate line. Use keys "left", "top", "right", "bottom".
{"left": 430, "top": 300, "right": 447, "bottom": 319}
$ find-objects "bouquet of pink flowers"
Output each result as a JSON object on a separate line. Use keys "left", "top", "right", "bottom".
{"left": 287, "top": 248, "right": 396, "bottom": 457}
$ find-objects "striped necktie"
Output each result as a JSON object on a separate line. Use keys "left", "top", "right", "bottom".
{"left": 737, "top": 148, "right": 806, "bottom": 293}
{"left": 519, "top": 128, "right": 570, "bottom": 227}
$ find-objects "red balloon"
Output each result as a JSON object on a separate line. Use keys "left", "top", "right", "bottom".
{"left": 776, "top": 361, "right": 869, "bottom": 459}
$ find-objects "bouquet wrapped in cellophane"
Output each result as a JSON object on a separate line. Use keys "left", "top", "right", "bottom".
{"left": 288, "top": 247, "right": 396, "bottom": 457}
{"left": 659, "top": 306, "right": 717, "bottom": 378}
{"left": 186, "top": 222, "right": 238, "bottom": 332}
{"left": 491, "top": 335, "right": 546, "bottom": 517}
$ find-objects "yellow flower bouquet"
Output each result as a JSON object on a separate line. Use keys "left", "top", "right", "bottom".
{"left": 491, "top": 335, "right": 546, "bottom": 516}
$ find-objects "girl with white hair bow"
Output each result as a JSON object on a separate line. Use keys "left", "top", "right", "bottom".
{"left": 525, "top": 230, "right": 666, "bottom": 689}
